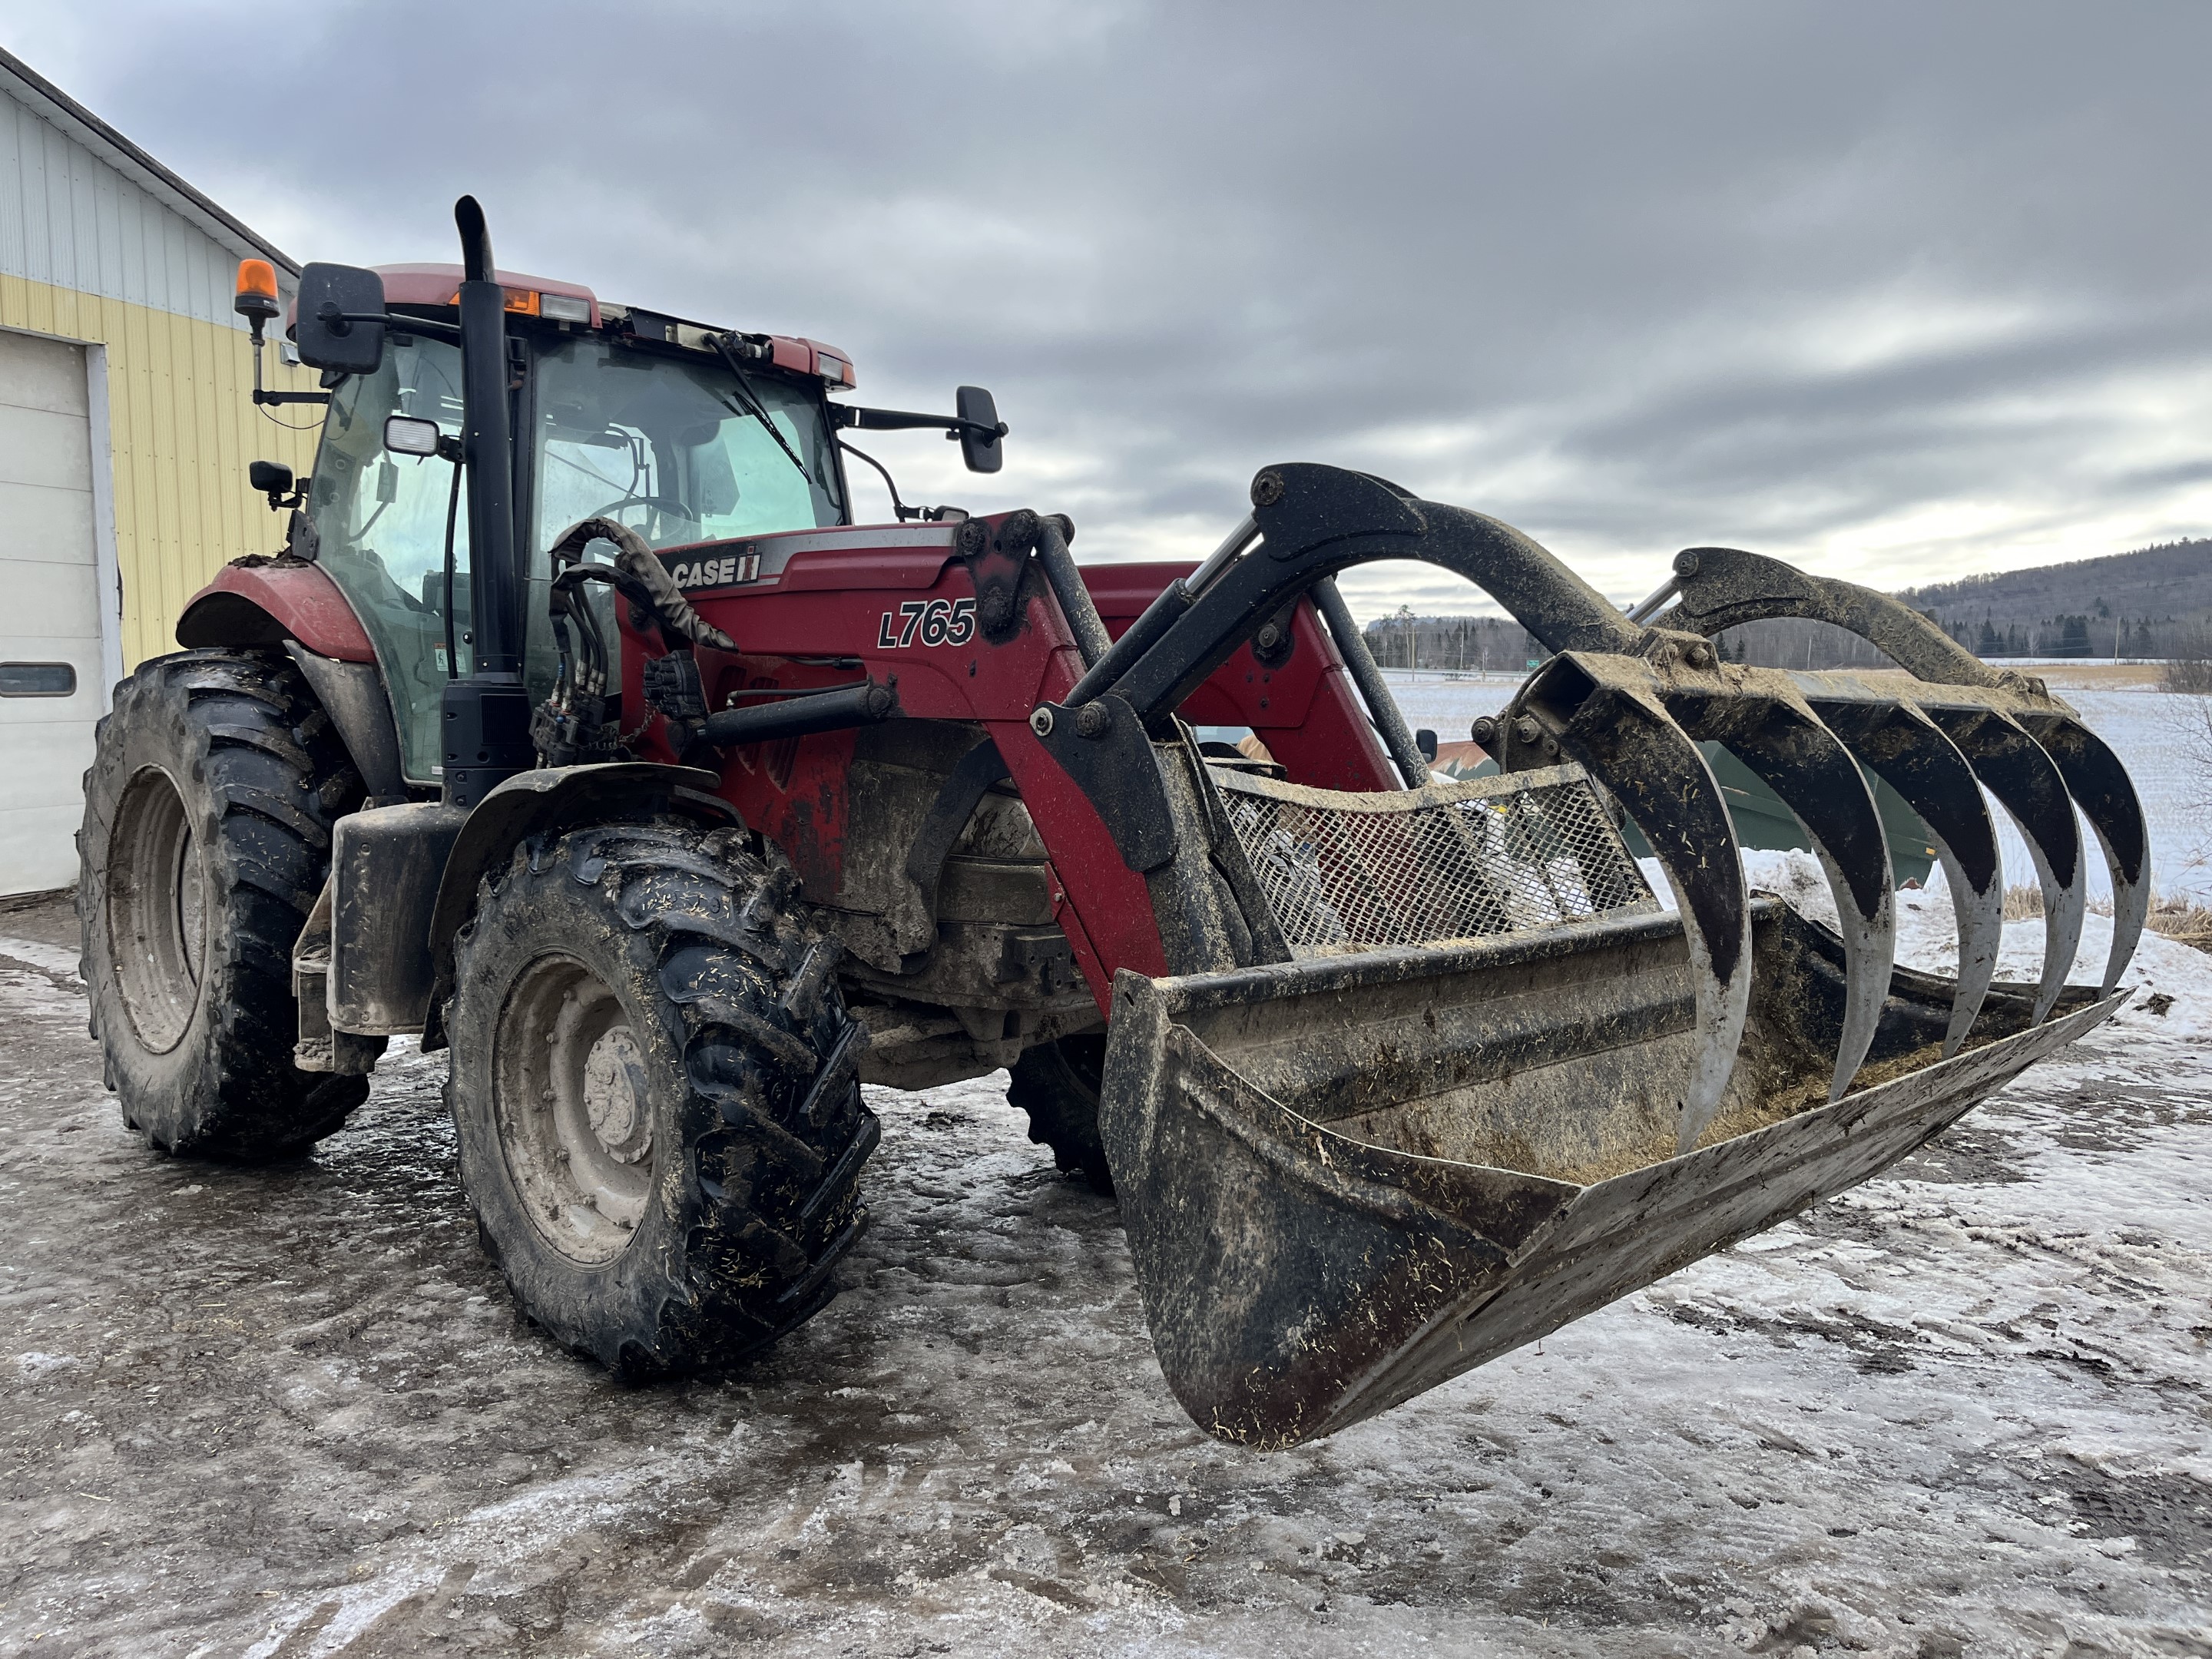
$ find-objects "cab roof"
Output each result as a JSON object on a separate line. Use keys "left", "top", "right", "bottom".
{"left": 353, "top": 263, "right": 857, "bottom": 390}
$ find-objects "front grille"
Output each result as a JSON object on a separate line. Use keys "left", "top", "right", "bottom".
{"left": 1212, "top": 762, "right": 1657, "bottom": 956}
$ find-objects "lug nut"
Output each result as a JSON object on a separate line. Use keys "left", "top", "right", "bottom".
{"left": 1469, "top": 715, "right": 1498, "bottom": 746}
{"left": 1029, "top": 706, "right": 1056, "bottom": 737}
{"left": 1075, "top": 701, "right": 1112, "bottom": 739}
{"left": 1512, "top": 715, "right": 1541, "bottom": 746}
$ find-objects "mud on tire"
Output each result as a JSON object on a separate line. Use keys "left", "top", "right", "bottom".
{"left": 445, "top": 823, "right": 877, "bottom": 1374}
{"left": 1008, "top": 1034, "right": 1113, "bottom": 1195}
{"left": 78, "top": 647, "right": 368, "bottom": 1158}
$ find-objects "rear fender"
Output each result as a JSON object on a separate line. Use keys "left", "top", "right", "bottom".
{"left": 177, "top": 559, "right": 406, "bottom": 797}
{"left": 177, "top": 559, "right": 376, "bottom": 662}
{"left": 421, "top": 763, "right": 737, "bottom": 1045}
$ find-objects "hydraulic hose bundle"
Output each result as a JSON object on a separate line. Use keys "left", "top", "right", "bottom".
{"left": 534, "top": 515, "right": 738, "bottom": 764}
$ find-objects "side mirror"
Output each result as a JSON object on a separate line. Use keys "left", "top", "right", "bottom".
{"left": 1416, "top": 728, "right": 1439, "bottom": 763}
{"left": 955, "top": 385, "right": 1005, "bottom": 475}
{"left": 384, "top": 415, "right": 444, "bottom": 458}
{"left": 247, "top": 459, "right": 301, "bottom": 510}
{"left": 294, "top": 262, "right": 386, "bottom": 376}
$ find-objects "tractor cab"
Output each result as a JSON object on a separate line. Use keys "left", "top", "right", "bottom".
{"left": 295, "top": 267, "right": 851, "bottom": 783}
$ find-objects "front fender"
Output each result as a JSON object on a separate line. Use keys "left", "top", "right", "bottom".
{"left": 422, "top": 763, "right": 737, "bottom": 1044}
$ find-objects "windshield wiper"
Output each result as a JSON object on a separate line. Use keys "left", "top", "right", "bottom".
{"left": 707, "top": 333, "right": 813, "bottom": 487}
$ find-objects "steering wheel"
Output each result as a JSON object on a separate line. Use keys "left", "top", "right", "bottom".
{"left": 590, "top": 493, "right": 697, "bottom": 528}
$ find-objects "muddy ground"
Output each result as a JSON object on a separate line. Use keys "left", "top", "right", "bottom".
{"left": 2, "top": 888, "right": 2207, "bottom": 1657}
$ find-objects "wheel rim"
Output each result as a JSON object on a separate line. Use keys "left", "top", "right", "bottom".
{"left": 106, "top": 767, "right": 207, "bottom": 1054}
{"left": 493, "top": 953, "right": 654, "bottom": 1264}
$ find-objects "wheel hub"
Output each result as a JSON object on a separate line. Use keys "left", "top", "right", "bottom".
{"left": 582, "top": 1028, "right": 651, "bottom": 1163}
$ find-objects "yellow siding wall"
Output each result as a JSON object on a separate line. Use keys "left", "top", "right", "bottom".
{"left": 0, "top": 270, "right": 323, "bottom": 667}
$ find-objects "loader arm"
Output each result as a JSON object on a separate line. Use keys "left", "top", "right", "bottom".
{"left": 622, "top": 517, "right": 1408, "bottom": 1012}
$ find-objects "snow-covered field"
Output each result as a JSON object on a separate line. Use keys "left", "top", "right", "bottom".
{"left": 1382, "top": 668, "right": 2212, "bottom": 906}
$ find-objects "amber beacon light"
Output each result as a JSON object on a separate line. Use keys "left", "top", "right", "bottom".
{"left": 233, "top": 258, "right": 280, "bottom": 323}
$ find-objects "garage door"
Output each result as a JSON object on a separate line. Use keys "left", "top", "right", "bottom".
{"left": 0, "top": 329, "right": 104, "bottom": 897}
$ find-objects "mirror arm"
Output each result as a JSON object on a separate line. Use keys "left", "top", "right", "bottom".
{"left": 244, "top": 312, "right": 333, "bottom": 408}
{"left": 323, "top": 309, "right": 462, "bottom": 341}
{"left": 836, "top": 405, "right": 1009, "bottom": 441}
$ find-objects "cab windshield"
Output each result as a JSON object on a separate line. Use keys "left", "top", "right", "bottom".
{"left": 531, "top": 336, "right": 844, "bottom": 548}
{"left": 308, "top": 333, "right": 844, "bottom": 784}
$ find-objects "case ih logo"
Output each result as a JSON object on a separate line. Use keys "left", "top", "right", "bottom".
{"left": 878, "top": 598, "right": 978, "bottom": 649}
{"left": 667, "top": 553, "right": 760, "bottom": 590}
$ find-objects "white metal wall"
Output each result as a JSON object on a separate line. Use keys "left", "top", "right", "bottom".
{"left": 0, "top": 91, "right": 252, "bottom": 331}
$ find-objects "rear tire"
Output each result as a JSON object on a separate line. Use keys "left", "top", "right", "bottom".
{"left": 78, "top": 648, "right": 367, "bottom": 1158}
{"left": 445, "top": 823, "right": 877, "bottom": 1375}
{"left": 1008, "top": 1034, "right": 1114, "bottom": 1195}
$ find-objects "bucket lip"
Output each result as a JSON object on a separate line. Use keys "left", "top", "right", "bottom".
{"left": 1128, "top": 897, "right": 1790, "bottom": 1016}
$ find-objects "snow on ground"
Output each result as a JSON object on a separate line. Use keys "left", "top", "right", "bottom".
{"left": 6, "top": 946, "right": 2207, "bottom": 1657}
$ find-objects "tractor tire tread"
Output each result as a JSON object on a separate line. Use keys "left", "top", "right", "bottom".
{"left": 78, "top": 647, "right": 368, "bottom": 1160}
{"left": 445, "top": 823, "right": 876, "bottom": 1376}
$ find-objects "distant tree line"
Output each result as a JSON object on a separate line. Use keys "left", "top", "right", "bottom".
{"left": 1364, "top": 611, "right": 1904, "bottom": 673}
{"left": 1363, "top": 531, "right": 2212, "bottom": 671}
{"left": 1360, "top": 611, "right": 1555, "bottom": 673}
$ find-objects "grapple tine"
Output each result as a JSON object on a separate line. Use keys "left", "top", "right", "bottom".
{"left": 1518, "top": 671, "right": 1750, "bottom": 1151}
{"left": 1926, "top": 708, "right": 2084, "bottom": 1024}
{"left": 2013, "top": 712, "right": 2150, "bottom": 992}
{"left": 1667, "top": 689, "right": 1894, "bottom": 1100}
{"left": 1807, "top": 699, "right": 2002, "bottom": 1055}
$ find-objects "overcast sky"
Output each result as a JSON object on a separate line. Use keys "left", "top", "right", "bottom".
{"left": 12, "top": 2, "right": 2210, "bottom": 622}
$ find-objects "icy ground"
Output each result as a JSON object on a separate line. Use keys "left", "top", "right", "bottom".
{"left": 2, "top": 873, "right": 2209, "bottom": 1655}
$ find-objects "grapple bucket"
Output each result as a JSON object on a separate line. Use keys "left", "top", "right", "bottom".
{"left": 1102, "top": 900, "right": 2120, "bottom": 1447}
{"left": 1054, "top": 465, "right": 2144, "bottom": 1447}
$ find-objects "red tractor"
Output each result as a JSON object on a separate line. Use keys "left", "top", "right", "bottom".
{"left": 79, "top": 199, "right": 2147, "bottom": 1447}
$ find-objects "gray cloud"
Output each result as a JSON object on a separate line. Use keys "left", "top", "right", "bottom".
{"left": 12, "top": 0, "right": 2210, "bottom": 621}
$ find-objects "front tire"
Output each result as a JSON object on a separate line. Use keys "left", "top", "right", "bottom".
{"left": 445, "top": 823, "right": 877, "bottom": 1374}
{"left": 1008, "top": 1034, "right": 1114, "bottom": 1194}
{"left": 78, "top": 648, "right": 367, "bottom": 1158}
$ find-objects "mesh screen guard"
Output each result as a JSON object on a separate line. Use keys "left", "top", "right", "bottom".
{"left": 1210, "top": 762, "right": 1657, "bottom": 956}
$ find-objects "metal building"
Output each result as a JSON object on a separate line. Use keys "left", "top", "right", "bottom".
{"left": 0, "top": 48, "right": 320, "bottom": 895}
